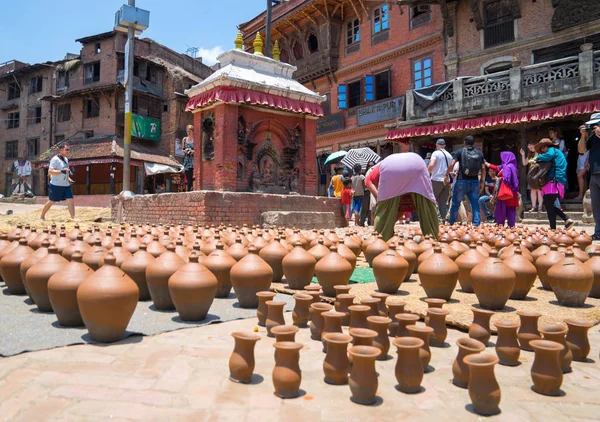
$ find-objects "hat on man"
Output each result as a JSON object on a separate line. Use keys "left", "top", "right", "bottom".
{"left": 436, "top": 139, "right": 446, "bottom": 146}
{"left": 585, "top": 113, "right": 600, "bottom": 126}
{"left": 534, "top": 138, "right": 559, "bottom": 154}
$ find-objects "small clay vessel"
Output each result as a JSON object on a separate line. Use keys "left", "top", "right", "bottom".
{"left": 395, "top": 240, "right": 417, "bottom": 280}
{"left": 77, "top": 254, "right": 139, "bottom": 342}
{"left": 418, "top": 246, "right": 459, "bottom": 300}
{"left": 230, "top": 246, "right": 273, "bottom": 308}
{"left": 146, "top": 244, "right": 185, "bottom": 310}
{"left": 308, "top": 239, "right": 330, "bottom": 263}
{"left": 349, "top": 328, "right": 378, "bottom": 347}
{"left": 348, "top": 304, "right": 370, "bottom": 330}
{"left": 343, "top": 236, "right": 361, "bottom": 257}
{"left": 547, "top": 250, "right": 593, "bottom": 307}
{"left": 99, "top": 239, "right": 132, "bottom": 268}
{"left": 424, "top": 298, "right": 446, "bottom": 325}
{"left": 168, "top": 253, "right": 218, "bottom": 322}
{"left": 26, "top": 246, "right": 69, "bottom": 312}
{"left": 323, "top": 333, "right": 352, "bottom": 385}
{"left": 309, "top": 302, "right": 333, "bottom": 340}
{"left": 406, "top": 325, "right": 434, "bottom": 372}
{"left": 395, "top": 313, "right": 420, "bottom": 338}
{"left": 303, "top": 286, "right": 322, "bottom": 304}
{"left": 334, "top": 284, "right": 352, "bottom": 300}
{"left": 359, "top": 297, "right": 381, "bottom": 318}
{"left": 564, "top": 318, "right": 594, "bottom": 362}
{"left": 291, "top": 293, "right": 311, "bottom": 327}
{"left": 121, "top": 243, "right": 154, "bottom": 301}
{"left": 204, "top": 243, "right": 236, "bottom": 298}
{"left": 47, "top": 252, "right": 93, "bottom": 327}
{"left": 426, "top": 308, "right": 449, "bottom": 347}
{"left": 336, "top": 293, "right": 355, "bottom": 326}
{"left": 455, "top": 243, "right": 485, "bottom": 293}
{"left": 539, "top": 323, "right": 572, "bottom": 373}
{"left": 387, "top": 301, "right": 407, "bottom": 336}
{"left": 372, "top": 248, "right": 408, "bottom": 294}
{"left": 272, "top": 341, "right": 303, "bottom": 399}
{"left": 494, "top": 320, "right": 520, "bottom": 366}
{"left": 348, "top": 345, "right": 381, "bottom": 405}
{"left": 0, "top": 238, "right": 33, "bottom": 294}
{"left": 82, "top": 239, "right": 106, "bottom": 271}
{"left": 265, "top": 300, "right": 286, "bottom": 337}
{"left": 321, "top": 311, "right": 345, "bottom": 352}
{"left": 271, "top": 325, "right": 299, "bottom": 342}
{"left": 364, "top": 235, "right": 389, "bottom": 267}
{"left": 463, "top": 353, "right": 501, "bottom": 416}
{"left": 535, "top": 244, "right": 564, "bottom": 290}
{"left": 256, "top": 291, "right": 277, "bottom": 327}
{"left": 470, "top": 249, "right": 515, "bottom": 310}
{"left": 259, "top": 237, "right": 289, "bottom": 283}
{"left": 530, "top": 339, "right": 564, "bottom": 396}
{"left": 229, "top": 332, "right": 261, "bottom": 383}
{"left": 468, "top": 307, "right": 494, "bottom": 346}
{"left": 282, "top": 242, "right": 316, "bottom": 290}
{"left": 314, "top": 245, "right": 353, "bottom": 297}
{"left": 517, "top": 310, "right": 541, "bottom": 351}
{"left": 504, "top": 249, "right": 537, "bottom": 300}
{"left": 370, "top": 292, "right": 389, "bottom": 316}
{"left": 337, "top": 243, "right": 357, "bottom": 270}
{"left": 452, "top": 337, "right": 486, "bottom": 388}
{"left": 393, "top": 336, "right": 424, "bottom": 393}
{"left": 367, "top": 316, "right": 392, "bottom": 359}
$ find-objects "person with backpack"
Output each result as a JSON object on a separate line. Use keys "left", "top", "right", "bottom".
{"left": 444, "top": 135, "right": 486, "bottom": 226}
{"left": 428, "top": 138, "right": 453, "bottom": 222}
{"left": 40, "top": 143, "right": 76, "bottom": 221}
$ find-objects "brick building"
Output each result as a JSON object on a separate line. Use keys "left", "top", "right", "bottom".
{"left": 239, "top": 0, "right": 445, "bottom": 195}
{"left": 0, "top": 31, "right": 213, "bottom": 198}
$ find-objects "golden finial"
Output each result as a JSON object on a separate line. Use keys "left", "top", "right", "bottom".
{"left": 253, "top": 32, "right": 264, "bottom": 56}
{"left": 234, "top": 30, "right": 243, "bottom": 50}
{"left": 273, "top": 40, "right": 281, "bottom": 61}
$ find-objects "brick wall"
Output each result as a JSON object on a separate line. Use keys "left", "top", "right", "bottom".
{"left": 111, "top": 190, "right": 346, "bottom": 227}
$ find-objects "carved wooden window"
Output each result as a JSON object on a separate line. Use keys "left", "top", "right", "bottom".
{"left": 84, "top": 62, "right": 101, "bottom": 84}
{"left": 347, "top": 80, "right": 362, "bottom": 108}
{"left": 307, "top": 34, "right": 319, "bottom": 53}
{"left": 484, "top": 0, "right": 515, "bottom": 49}
{"left": 413, "top": 57, "right": 433, "bottom": 89}
{"left": 373, "top": 5, "right": 389, "bottom": 34}
{"left": 410, "top": 5, "right": 431, "bottom": 30}
{"left": 280, "top": 48, "right": 290, "bottom": 63}
{"left": 7, "top": 112, "right": 20, "bottom": 129}
{"left": 292, "top": 41, "right": 304, "bottom": 60}
{"left": 347, "top": 19, "right": 360, "bottom": 45}
{"left": 84, "top": 96, "right": 100, "bottom": 118}
{"left": 57, "top": 103, "right": 71, "bottom": 122}
{"left": 375, "top": 70, "right": 391, "bottom": 100}
{"left": 29, "top": 76, "right": 43, "bottom": 94}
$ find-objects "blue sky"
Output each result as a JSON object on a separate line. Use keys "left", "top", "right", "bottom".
{"left": 0, "top": 0, "right": 265, "bottom": 66}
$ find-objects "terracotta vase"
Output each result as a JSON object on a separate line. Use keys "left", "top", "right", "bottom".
{"left": 309, "top": 302, "right": 333, "bottom": 340}
{"left": 343, "top": 236, "right": 361, "bottom": 257}
{"left": 227, "top": 237, "right": 248, "bottom": 262}
{"left": 393, "top": 336, "right": 424, "bottom": 394}
{"left": 336, "top": 293, "right": 355, "bottom": 326}
{"left": 26, "top": 246, "right": 69, "bottom": 312}
{"left": 535, "top": 245, "right": 564, "bottom": 290}
{"left": 291, "top": 293, "right": 311, "bottom": 327}
{"left": 82, "top": 240, "right": 107, "bottom": 271}
{"left": 502, "top": 249, "right": 537, "bottom": 300}
{"left": 323, "top": 333, "right": 352, "bottom": 385}
{"left": 387, "top": 301, "right": 407, "bottom": 336}
{"left": 259, "top": 237, "right": 289, "bottom": 283}
{"left": 62, "top": 234, "right": 92, "bottom": 261}
{"left": 395, "top": 313, "right": 420, "bottom": 338}
{"left": 282, "top": 243, "right": 316, "bottom": 290}
{"left": 204, "top": 243, "right": 237, "bottom": 298}
{"left": 77, "top": 253, "right": 139, "bottom": 342}
{"left": 426, "top": 308, "right": 449, "bottom": 347}
{"left": 348, "top": 345, "right": 381, "bottom": 405}
{"left": 265, "top": 300, "right": 286, "bottom": 337}
{"left": 539, "top": 323, "right": 572, "bottom": 373}
{"left": 517, "top": 310, "right": 541, "bottom": 351}
{"left": 314, "top": 246, "right": 353, "bottom": 297}
{"left": 530, "top": 339, "right": 564, "bottom": 396}
{"left": 452, "top": 337, "right": 486, "bottom": 388}
{"left": 0, "top": 238, "right": 33, "bottom": 294}
{"left": 308, "top": 239, "right": 330, "bottom": 263}
{"left": 494, "top": 320, "right": 520, "bottom": 366}
{"left": 348, "top": 304, "right": 370, "bottom": 330}
{"left": 470, "top": 249, "right": 515, "bottom": 310}
{"left": 322, "top": 311, "right": 345, "bottom": 351}
{"left": 360, "top": 297, "right": 381, "bottom": 318}
{"left": 99, "top": 239, "right": 132, "bottom": 268}
{"left": 364, "top": 235, "right": 389, "bottom": 267}
{"left": 334, "top": 284, "right": 352, "bottom": 299}
{"left": 337, "top": 243, "right": 357, "bottom": 270}
{"left": 168, "top": 253, "right": 218, "bottom": 321}
{"left": 230, "top": 246, "right": 273, "bottom": 308}
{"left": 463, "top": 353, "right": 501, "bottom": 416}
{"left": 372, "top": 249, "right": 408, "bottom": 294}
{"left": 229, "top": 332, "right": 261, "bottom": 383}
{"left": 120, "top": 243, "right": 154, "bottom": 301}
{"left": 146, "top": 236, "right": 167, "bottom": 258}
{"left": 145, "top": 244, "right": 185, "bottom": 310}
{"left": 468, "top": 307, "right": 494, "bottom": 346}
{"left": 47, "top": 252, "right": 93, "bottom": 327}
{"left": 272, "top": 341, "right": 303, "bottom": 399}
{"left": 418, "top": 246, "right": 459, "bottom": 300}
{"left": 564, "top": 318, "right": 594, "bottom": 362}
{"left": 370, "top": 292, "right": 389, "bottom": 316}
{"left": 256, "top": 291, "right": 277, "bottom": 326}
{"left": 349, "top": 328, "right": 378, "bottom": 347}
{"left": 406, "top": 325, "right": 434, "bottom": 372}
{"left": 584, "top": 250, "right": 600, "bottom": 298}
{"left": 367, "top": 316, "right": 392, "bottom": 359}
{"left": 395, "top": 241, "right": 417, "bottom": 280}
{"left": 20, "top": 240, "right": 50, "bottom": 301}
{"left": 547, "top": 250, "right": 593, "bottom": 307}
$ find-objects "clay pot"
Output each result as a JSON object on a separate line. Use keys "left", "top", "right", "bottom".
{"left": 314, "top": 246, "right": 353, "bottom": 297}
{"left": 26, "top": 246, "right": 69, "bottom": 312}
{"left": 547, "top": 250, "right": 593, "bottom": 307}
{"left": 227, "top": 237, "right": 248, "bottom": 262}
{"left": 336, "top": 293, "right": 355, "bottom": 326}
{"left": 62, "top": 235, "right": 91, "bottom": 261}
{"left": 517, "top": 310, "right": 541, "bottom": 351}
{"left": 349, "top": 328, "right": 378, "bottom": 347}
{"left": 387, "top": 301, "right": 406, "bottom": 336}
{"left": 271, "top": 325, "right": 299, "bottom": 342}
{"left": 229, "top": 332, "right": 261, "bottom": 384}
{"left": 364, "top": 235, "right": 389, "bottom": 267}
{"left": 282, "top": 242, "right": 316, "bottom": 290}
{"left": 230, "top": 246, "right": 273, "bottom": 308}
{"left": 494, "top": 320, "right": 520, "bottom": 366}
{"left": 146, "top": 244, "right": 185, "bottom": 310}
{"left": 259, "top": 237, "right": 288, "bottom": 282}
{"left": 395, "top": 313, "right": 419, "bottom": 338}
{"left": 334, "top": 284, "right": 352, "bottom": 299}
{"left": 564, "top": 318, "right": 594, "bottom": 362}
{"left": 370, "top": 292, "right": 389, "bottom": 316}
{"left": 531, "top": 242, "right": 550, "bottom": 261}
{"left": 0, "top": 238, "right": 33, "bottom": 294}
{"left": 504, "top": 248, "right": 537, "bottom": 300}
{"left": 426, "top": 308, "right": 449, "bottom": 347}
{"left": 323, "top": 333, "right": 352, "bottom": 385}
{"left": 372, "top": 249, "right": 408, "bottom": 294}
{"left": 348, "top": 345, "right": 381, "bottom": 405}
{"left": 539, "top": 323, "right": 572, "bottom": 373}
{"left": 291, "top": 293, "right": 311, "bottom": 327}
{"left": 47, "top": 252, "right": 93, "bottom": 327}
{"left": 394, "top": 241, "right": 417, "bottom": 280}
{"left": 348, "top": 304, "right": 370, "bottom": 330}
{"left": 307, "top": 239, "right": 330, "bottom": 263}
{"left": 452, "top": 337, "right": 486, "bottom": 388}
{"left": 321, "top": 311, "right": 345, "bottom": 351}
{"left": 337, "top": 243, "right": 357, "bottom": 270}
{"left": 418, "top": 246, "right": 459, "bottom": 300}
{"left": 572, "top": 244, "right": 590, "bottom": 263}
{"left": 584, "top": 250, "right": 600, "bottom": 298}
{"left": 574, "top": 231, "right": 592, "bottom": 249}
{"left": 367, "top": 316, "right": 392, "bottom": 359}
{"left": 256, "top": 291, "right": 277, "bottom": 327}
{"left": 204, "top": 244, "right": 236, "bottom": 298}
{"left": 406, "top": 325, "right": 434, "bottom": 372}
{"left": 455, "top": 244, "right": 485, "bottom": 293}
{"left": 123, "top": 237, "right": 141, "bottom": 254}
{"left": 359, "top": 297, "right": 380, "bottom": 318}
{"left": 272, "top": 341, "right": 303, "bottom": 398}
{"left": 393, "top": 336, "right": 425, "bottom": 394}
{"left": 82, "top": 240, "right": 106, "bottom": 271}
{"left": 468, "top": 307, "right": 494, "bottom": 346}
{"left": 530, "top": 339, "right": 564, "bottom": 396}
{"left": 121, "top": 243, "right": 153, "bottom": 301}
{"left": 309, "top": 302, "right": 333, "bottom": 340}
{"left": 343, "top": 236, "right": 361, "bottom": 257}
{"left": 168, "top": 253, "right": 218, "bottom": 321}
{"left": 77, "top": 253, "right": 139, "bottom": 342}
{"left": 146, "top": 237, "right": 167, "bottom": 257}
{"left": 20, "top": 240, "right": 50, "bottom": 301}
{"left": 265, "top": 300, "right": 286, "bottom": 337}
{"left": 463, "top": 353, "right": 501, "bottom": 416}
{"left": 100, "top": 239, "right": 132, "bottom": 268}
{"left": 471, "top": 249, "right": 515, "bottom": 310}
{"left": 535, "top": 244, "right": 564, "bottom": 290}
{"left": 303, "top": 287, "right": 321, "bottom": 304}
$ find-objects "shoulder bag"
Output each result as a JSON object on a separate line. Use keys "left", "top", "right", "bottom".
{"left": 527, "top": 160, "right": 553, "bottom": 190}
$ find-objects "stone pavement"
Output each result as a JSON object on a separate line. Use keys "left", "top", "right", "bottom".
{"left": 0, "top": 313, "right": 598, "bottom": 421}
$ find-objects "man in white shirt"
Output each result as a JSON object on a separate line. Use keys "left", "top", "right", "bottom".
{"left": 428, "top": 139, "right": 453, "bottom": 222}
{"left": 40, "top": 143, "right": 76, "bottom": 221}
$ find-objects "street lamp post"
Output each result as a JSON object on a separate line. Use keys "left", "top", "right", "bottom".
{"left": 265, "top": 1, "right": 286, "bottom": 58}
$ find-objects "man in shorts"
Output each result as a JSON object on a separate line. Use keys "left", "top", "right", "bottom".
{"left": 40, "top": 143, "right": 76, "bottom": 221}
{"left": 350, "top": 164, "right": 365, "bottom": 226}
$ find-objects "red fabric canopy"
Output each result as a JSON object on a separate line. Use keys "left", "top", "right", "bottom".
{"left": 186, "top": 86, "right": 324, "bottom": 117}
{"left": 387, "top": 99, "right": 600, "bottom": 142}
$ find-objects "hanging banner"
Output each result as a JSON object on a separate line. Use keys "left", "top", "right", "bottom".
{"left": 132, "top": 114, "right": 161, "bottom": 141}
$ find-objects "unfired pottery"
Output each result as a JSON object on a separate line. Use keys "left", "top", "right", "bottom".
{"left": 530, "top": 339, "right": 564, "bottom": 396}
{"left": 494, "top": 320, "right": 520, "bottom": 366}
{"left": 229, "top": 332, "right": 261, "bottom": 383}
{"left": 272, "top": 341, "right": 303, "bottom": 398}
{"left": 393, "top": 336, "right": 425, "bottom": 394}
{"left": 323, "top": 333, "right": 352, "bottom": 385}
{"left": 468, "top": 307, "right": 494, "bottom": 346}
{"left": 230, "top": 246, "right": 273, "bottom": 308}
{"left": 452, "top": 337, "right": 486, "bottom": 388}
{"left": 564, "top": 318, "right": 594, "bottom": 362}
{"left": 463, "top": 353, "right": 501, "bottom": 416}
{"left": 348, "top": 345, "right": 381, "bottom": 405}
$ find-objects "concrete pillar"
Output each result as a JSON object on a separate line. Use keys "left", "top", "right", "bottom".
{"left": 406, "top": 90, "right": 416, "bottom": 121}
{"left": 86, "top": 165, "right": 91, "bottom": 195}
{"left": 453, "top": 78, "right": 464, "bottom": 114}
{"left": 578, "top": 50, "right": 594, "bottom": 91}
{"left": 509, "top": 67, "right": 522, "bottom": 104}
{"left": 303, "top": 117, "right": 318, "bottom": 196}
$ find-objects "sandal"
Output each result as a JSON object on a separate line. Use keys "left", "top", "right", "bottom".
{"left": 565, "top": 220, "right": 575, "bottom": 229}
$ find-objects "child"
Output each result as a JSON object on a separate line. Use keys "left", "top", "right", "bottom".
{"left": 341, "top": 178, "right": 353, "bottom": 220}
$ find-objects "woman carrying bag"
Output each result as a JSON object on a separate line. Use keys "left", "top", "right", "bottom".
{"left": 485, "top": 152, "right": 519, "bottom": 227}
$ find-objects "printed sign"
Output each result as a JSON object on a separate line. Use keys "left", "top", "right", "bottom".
{"left": 131, "top": 114, "right": 161, "bottom": 141}
{"left": 357, "top": 96, "right": 404, "bottom": 126}
{"left": 316, "top": 113, "right": 344, "bottom": 135}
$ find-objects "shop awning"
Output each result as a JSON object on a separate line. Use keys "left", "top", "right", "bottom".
{"left": 386, "top": 99, "right": 600, "bottom": 142}
{"left": 144, "top": 162, "right": 183, "bottom": 176}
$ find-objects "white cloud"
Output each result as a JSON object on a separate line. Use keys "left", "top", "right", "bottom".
{"left": 197, "top": 46, "right": 225, "bottom": 66}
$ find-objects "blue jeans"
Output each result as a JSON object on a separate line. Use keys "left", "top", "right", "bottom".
{"left": 449, "top": 179, "right": 481, "bottom": 226}
{"left": 478, "top": 195, "right": 492, "bottom": 218}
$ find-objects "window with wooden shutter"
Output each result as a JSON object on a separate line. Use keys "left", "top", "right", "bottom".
{"left": 338, "top": 85, "right": 347, "bottom": 109}
{"left": 365, "top": 75, "right": 374, "bottom": 101}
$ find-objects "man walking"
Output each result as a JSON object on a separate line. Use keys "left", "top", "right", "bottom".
{"left": 428, "top": 139, "right": 453, "bottom": 222}
{"left": 578, "top": 114, "right": 600, "bottom": 240}
{"left": 350, "top": 164, "right": 366, "bottom": 226}
{"left": 445, "top": 135, "right": 486, "bottom": 226}
{"left": 40, "top": 143, "right": 75, "bottom": 221}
